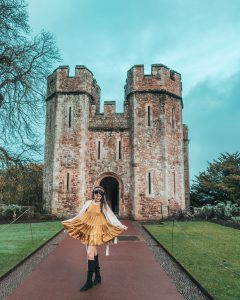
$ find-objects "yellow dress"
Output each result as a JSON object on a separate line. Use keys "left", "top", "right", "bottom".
{"left": 61, "top": 201, "right": 124, "bottom": 245}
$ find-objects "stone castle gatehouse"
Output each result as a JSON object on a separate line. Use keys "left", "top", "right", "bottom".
{"left": 43, "top": 64, "right": 190, "bottom": 220}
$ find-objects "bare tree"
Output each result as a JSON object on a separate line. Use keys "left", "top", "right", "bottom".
{"left": 0, "top": 0, "right": 61, "bottom": 157}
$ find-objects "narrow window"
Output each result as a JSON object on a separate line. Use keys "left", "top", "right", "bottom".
{"left": 98, "top": 141, "right": 101, "bottom": 159}
{"left": 172, "top": 107, "right": 174, "bottom": 129}
{"left": 148, "top": 106, "right": 151, "bottom": 126}
{"left": 173, "top": 171, "right": 176, "bottom": 194}
{"left": 67, "top": 172, "right": 70, "bottom": 191}
{"left": 148, "top": 172, "right": 151, "bottom": 195}
{"left": 119, "top": 140, "right": 122, "bottom": 159}
{"left": 68, "top": 107, "right": 72, "bottom": 128}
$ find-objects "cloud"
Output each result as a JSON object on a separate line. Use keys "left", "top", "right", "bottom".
{"left": 25, "top": 0, "right": 240, "bottom": 181}
{"left": 184, "top": 71, "right": 240, "bottom": 182}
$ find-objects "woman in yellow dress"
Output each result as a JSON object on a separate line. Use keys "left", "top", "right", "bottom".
{"left": 61, "top": 186, "right": 128, "bottom": 292}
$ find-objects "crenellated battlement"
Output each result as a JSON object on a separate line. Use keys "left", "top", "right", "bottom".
{"left": 46, "top": 65, "right": 101, "bottom": 103}
{"left": 104, "top": 101, "right": 117, "bottom": 115}
{"left": 88, "top": 100, "right": 129, "bottom": 130}
{"left": 124, "top": 64, "right": 182, "bottom": 99}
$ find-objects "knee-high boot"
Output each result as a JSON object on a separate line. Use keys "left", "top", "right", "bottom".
{"left": 80, "top": 259, "right": 95, "bottom": 292}
{"left": 93, "top": 254, "right": 101, "bottom": 285}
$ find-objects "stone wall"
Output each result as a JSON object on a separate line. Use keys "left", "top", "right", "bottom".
{"left": 43, "top": 97, "right": 57, "bottom": 212}
{"left": 164, "top": 95, "right": 185, "bottom": 209}
{"left": 86, "top": 129, "right": 132, "bottom": 217}
{"left": 47, "top": 65, "right": 101, "bottom": 109}
{"left": 124, "top": 64, "right": 186, "bottom": 220}
{"left": 43, "top": 64, "right": 190, "bottom": 220}
{"left": 127, "top": 92, "right": 166, "bottom": 220}
{"left": 89, "top": 101, "right": 129, "bottom": 130}
{"left": 125, "top": 64, "right": 182, "bottom": 99}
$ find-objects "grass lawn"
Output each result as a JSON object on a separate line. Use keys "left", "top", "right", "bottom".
{"left": 144, "top": 221, "right": 240, "bottom": 300}
{"left": 0, "top": 221, "right": 63, "bottom": 278}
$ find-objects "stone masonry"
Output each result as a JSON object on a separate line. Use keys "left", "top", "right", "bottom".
{"left": 43, "top": 64, "right": 190, "bottom": 220}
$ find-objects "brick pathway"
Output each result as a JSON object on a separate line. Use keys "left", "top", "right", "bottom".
{"left": 6, "top": 220, "right": 182, "bottom": 300}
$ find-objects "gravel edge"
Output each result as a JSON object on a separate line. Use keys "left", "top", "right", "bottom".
{"left": 133, "top": 221, "right": 211, "bottom": 300}
{"left": 0, "top": 231, "right": 66, "bottom": 300}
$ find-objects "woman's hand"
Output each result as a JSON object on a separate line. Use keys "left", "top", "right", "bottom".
{"left": 123, "top": 225, "right": 128, "bottom": 230}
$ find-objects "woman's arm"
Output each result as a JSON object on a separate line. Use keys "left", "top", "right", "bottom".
{"left": 103, "top": 203, "right": 128, "bottom": 230}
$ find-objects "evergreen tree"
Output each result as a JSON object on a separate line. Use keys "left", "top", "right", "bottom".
{"left": 191, "top": 152, "right": 240, "bottom": 206}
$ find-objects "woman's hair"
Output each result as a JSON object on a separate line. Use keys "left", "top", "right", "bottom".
{"left": 91, "top": 186, "right": 107, "bottom": 213}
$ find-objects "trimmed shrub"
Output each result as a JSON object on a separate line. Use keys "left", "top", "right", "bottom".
{"left": 2, "top": 204, "right": 22, "bottom": 219}
{"left": 192, "top": 201, "right": 240, "bottom": 220}
{"left": 1, "top": 204, "right": 34, "bottom": 220}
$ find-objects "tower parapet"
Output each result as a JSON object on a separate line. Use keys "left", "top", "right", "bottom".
{"left": 125, "top": 64, "right": 182, "bottom": 100}
{"left": 103, "top": 101, "right": 117, "bottom": 116}
{"left": 89, "top": 100, "right": 129, "bottom": 130}
{"left": 47, "top": 65, "right": 101, "bottom": 104}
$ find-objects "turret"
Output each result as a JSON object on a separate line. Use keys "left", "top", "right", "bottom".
{"left": 44, "top": 66, "right": 97, "bottom": 215}
{"left": 126, "top": 63, "right": 186, "bottom": 220}
{"left": 125, "top": 64, "right": 182, "bottom": 101}
{"left": 47, "top": 65, "right": 101, "bottom": 111}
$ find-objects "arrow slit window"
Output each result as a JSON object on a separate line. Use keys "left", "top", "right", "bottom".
{"left": 68, "top": 107, "right": 72, "bottom": 128}
{"left": 97, "top": 141, "right": 101, "bottom": 160}
{"left": 148, "top": 106, "right": 151, "bottom": 126}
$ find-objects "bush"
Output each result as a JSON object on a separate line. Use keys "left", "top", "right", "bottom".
{"left": 2, "top": 204, "right": 22, "bottom": 219}
{"left": 168, "top": 208, "right": 194, "bottom": 220}
{"left": 1, "top": 204, "right": 34, "bottom": 220}
{"left": 192, "top": 201, "right": 240, "bottom": 220}
{"left": 231, "top": 216, "right": 240, "bottom": 224}
{"left": 201, "top": 204, "right": 214, "bottom": 218}
{"left": 214, "top": 201, "right": 239, "bottom": 218}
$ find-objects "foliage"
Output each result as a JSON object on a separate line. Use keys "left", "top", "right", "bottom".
{"left": 0, "top": 162, "right": 43, "bottom": 212}
{"left": 190, "top": 152, "right": 240, "bottom": 206}
{"left": 231, "top": 216, "right": 240, "bottom": 223}
{"left": 171, "top": 202, "right": 240, "bottom": 223}
{"left": 192, "top": 201, "right": 240, "bottom": 220}
{"left": 2, "top": 204, "right": 22, "bottom": 218}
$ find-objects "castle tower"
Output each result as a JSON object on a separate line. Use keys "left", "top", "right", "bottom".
{"left": 43, "top": 64, "right": 190, "bottom": 220}
{"left": 125, "top": 64, "right": 189, "bottom": 219}
{"left": 43, "top": 66, "right": 100, "bottom": 215}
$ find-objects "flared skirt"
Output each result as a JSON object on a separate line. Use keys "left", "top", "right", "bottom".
{"left": 61, "top": 210, "right": 124, "bottom": 245}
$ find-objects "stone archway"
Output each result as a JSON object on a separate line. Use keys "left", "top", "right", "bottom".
{"left": 100, "top": 177, "right": 119, "bottom": 213}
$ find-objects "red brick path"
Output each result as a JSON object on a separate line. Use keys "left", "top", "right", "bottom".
{"left": 7, "top": 221, "right": 182, "bottom": 300}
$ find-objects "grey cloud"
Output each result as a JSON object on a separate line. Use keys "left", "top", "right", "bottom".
{"left": 184, "top": 71, "right": 240, "bottom": 183}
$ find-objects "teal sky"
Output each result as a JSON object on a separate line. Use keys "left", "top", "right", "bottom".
{"left": 27, "top": 0, "right": 240, "bottom": 184}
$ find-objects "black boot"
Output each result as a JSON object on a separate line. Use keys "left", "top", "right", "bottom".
{"left": 80, "top": 259, "right": 95, "bottom": 292}
{"left": 93, "top": 254, "right": 101, "bottom": 285}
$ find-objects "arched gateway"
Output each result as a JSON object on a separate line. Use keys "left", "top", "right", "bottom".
{"left": 100, "top": 177, "right": 119, "bottom": 213}
{"left": 95, "top": 173, "right": 122, "bottom": 214}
